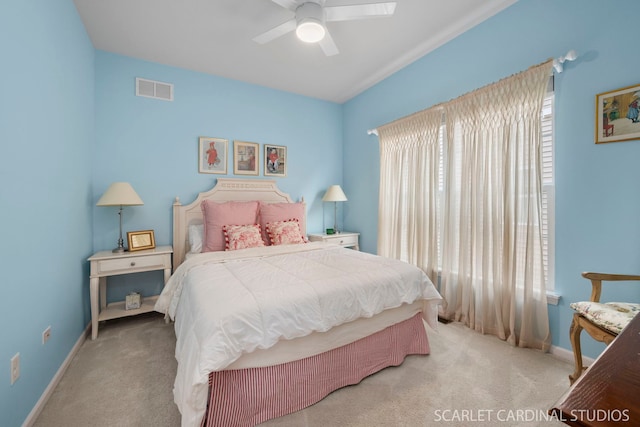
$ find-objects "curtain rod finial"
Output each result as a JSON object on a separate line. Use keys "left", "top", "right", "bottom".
{"left": 367, "top": 129, "right": 378, "bottom": 136}
{"left": 553, "top": 49, "right": 578, "bottom": 73}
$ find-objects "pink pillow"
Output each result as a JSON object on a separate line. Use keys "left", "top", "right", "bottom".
{"left": 201, "top": 200, "right": 259, "bottom": 252}
{"left": 223, "top": 224, "right": 265, "bottom": 251}
{"left": 266, "top": 219, "right": 306, "bottom": 246}
{"left": 259, "top": 202, "right": 306, "bottom": 245}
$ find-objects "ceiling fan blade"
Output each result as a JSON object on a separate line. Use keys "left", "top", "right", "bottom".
{"left": 325, "top": 2, "right": 396, "bottom": 22}
{"left": 253, "top": 19, "right": 297, "bottom": 44}
{"left": 270, "top": 0, "right": 299, "bottom": 11}
{"left": 319, "top": 30, "right": 339, "bottom": 56}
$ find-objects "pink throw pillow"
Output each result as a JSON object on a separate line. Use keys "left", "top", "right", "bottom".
{"left": 266, "top": 219, "right": 306, "bottom": 246}
{"left": 223, "top": 224, "right": 265, "bottom": 251}
{"left": 201, "top": 200, "right": 259, "bottom": 252}
{"left": 259, "top": 202, "right": 306, "bottom": 245}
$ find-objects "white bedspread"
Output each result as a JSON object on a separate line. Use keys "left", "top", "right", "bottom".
{"left": 155, "top": 242, "right": 441, "bottom": 427}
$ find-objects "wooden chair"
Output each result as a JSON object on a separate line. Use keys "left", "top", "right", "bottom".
{"left": 568, "top": 272, "right": 640, "bottom": 384}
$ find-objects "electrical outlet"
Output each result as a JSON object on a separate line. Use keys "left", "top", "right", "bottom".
{"left": 10, "top": 353, "right": 20, "bottom": 385}
{"left": 42, "top": 326, "right": 51, "bottom": 345}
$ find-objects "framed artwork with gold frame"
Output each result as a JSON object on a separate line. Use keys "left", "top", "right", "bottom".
{"left": 596, "top": 83, "right": 640, "bottom": 144}
{"left": 127, "top": 230, "right": 156, "bottom": 252}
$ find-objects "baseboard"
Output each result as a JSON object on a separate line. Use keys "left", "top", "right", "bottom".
{"left": 22, "top": 322, "right": 91, "bottom": 427}
{"left": 549, "top": 344, "right": 595, "bottom": 366}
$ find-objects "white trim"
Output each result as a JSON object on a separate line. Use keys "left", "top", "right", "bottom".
{"left": 336, "top": 0, "right": 517, "bottom": 103}
{"left": 435, "top": 270, "right": 560, "bottom": 305}
{"left": 22, "top": 323, "right": 91, "bottom": 427}
{"left": 549, "top": 343, "right": 594, "bottom": 367}
{"left": 546, "top": 292, "right": 560, "bottom": 305}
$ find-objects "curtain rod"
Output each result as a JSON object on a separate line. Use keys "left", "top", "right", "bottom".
{"left": 366, "top": 49, "right": 577, "bottom": 136}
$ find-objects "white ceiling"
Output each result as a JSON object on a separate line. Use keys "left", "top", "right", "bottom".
{"left": 73, "top": 0, "right": 516, "bottom": 103}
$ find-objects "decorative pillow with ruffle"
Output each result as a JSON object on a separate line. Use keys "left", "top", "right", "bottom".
{"left": 201, "top": 200, "right": 259, "bottom": 252}
{"left": 223, "top": 224, "right": 265, "bottom": 251}
{"left": 265, "top": 219, "right": 306, "bottom": 246}
{"left": 258, "top": 202, "right": 306, "bottom": 245}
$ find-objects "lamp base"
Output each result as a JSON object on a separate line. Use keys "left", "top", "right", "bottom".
{"left": 113, "top": 236, "right": 125, "bottom": 253}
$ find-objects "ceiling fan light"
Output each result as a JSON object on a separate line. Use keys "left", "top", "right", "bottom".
{"left": 296, "top": 19, "right": 325, "bottom": 43}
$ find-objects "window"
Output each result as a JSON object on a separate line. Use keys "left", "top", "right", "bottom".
{"left": 378, "top": 61, "right": 553, "bottom": 347}
{"left": 434, "top": 92, "right": 555, "bottom": 292}
{"left": 541, "top": 92, "right": 555, "bottom": 291}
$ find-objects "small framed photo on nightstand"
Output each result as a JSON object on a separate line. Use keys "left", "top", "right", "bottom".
{"left": 127, "top": 230, "right": 156, "bottom": 252}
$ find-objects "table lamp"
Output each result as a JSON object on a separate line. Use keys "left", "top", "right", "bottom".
{"left": 322, "top": 185, "right": 347, "bottom": 234}
{"left": 97, "top": 182, "right": 144, "bottom": 253}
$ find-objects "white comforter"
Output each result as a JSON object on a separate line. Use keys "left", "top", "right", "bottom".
{"left": 155, "top": 242, "right": 441, "bottom": 427}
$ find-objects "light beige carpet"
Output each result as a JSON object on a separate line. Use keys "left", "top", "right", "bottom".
{"left": 33, "top": 312, "right": 571, "bottom": 427}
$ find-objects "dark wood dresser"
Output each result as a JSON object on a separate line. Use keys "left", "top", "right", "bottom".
{"left": 549, "top": 313, "right": 640, "bottom": 426}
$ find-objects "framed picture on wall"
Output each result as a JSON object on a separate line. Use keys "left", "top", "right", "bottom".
{"left": 264, "top": 144, "right": 286, "bottom": 177}
{"left": 198, "top": 137, "right": 228, "bottom": 174}
{"left": 233, "top": 141, "right": 259, "bottom": 175}
{"left": 595, "top": 83, "right": 640, "bottom": 144}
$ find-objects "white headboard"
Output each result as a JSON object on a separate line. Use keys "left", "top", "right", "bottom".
{"left": 172, "top": 178, "right": 302, "bottom": 268}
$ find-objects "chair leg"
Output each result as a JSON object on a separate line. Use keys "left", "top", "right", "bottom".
{"left": 568, "top": 315, "right": 585, "bottom": 384}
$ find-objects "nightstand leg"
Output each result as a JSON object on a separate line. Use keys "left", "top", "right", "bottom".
{"left": 90, "top": 277, "right": 100, "bottom": 340}
{"left": 99, "top": 277, "right": 107, "bottom": 311}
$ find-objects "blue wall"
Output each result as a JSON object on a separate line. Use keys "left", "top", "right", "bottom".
{"left": 343, "top": 0, "right": 640, "bottom": 358}
{"left": 6, "top": 1, "right": 640, "bottom": 425}
{"left": 93, "top": 52, "right": 343, "bottom": 301}
{"left": 0, "top": 1, "right": 95, "bottom": 425}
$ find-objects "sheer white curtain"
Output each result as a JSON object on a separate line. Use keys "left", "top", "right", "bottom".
{"left": 378, "top": 108, "right": 442, "bottom": 284}
{"left": 377, "top": 60, "right": 552, "bottom": 350}
{"left": 440, "top": 61, "right": 552, "bottom": 350}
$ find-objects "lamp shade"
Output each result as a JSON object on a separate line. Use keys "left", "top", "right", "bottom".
{"left": 322, "top": 185, "right": 347, "bottom": 202}
{"left": 96, "top": 182, "right": 144, "bottom": 206}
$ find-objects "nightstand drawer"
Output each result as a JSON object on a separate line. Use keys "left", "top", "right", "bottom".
{"left": 96, "top": 254, "right": 168, "bottom": 275}
{"left": 323, "top": 234, "right": 358, "bottom": 247}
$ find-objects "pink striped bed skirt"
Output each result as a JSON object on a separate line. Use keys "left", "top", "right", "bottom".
{"left": 201, "top": 312, "right": 430, "bottom": 427}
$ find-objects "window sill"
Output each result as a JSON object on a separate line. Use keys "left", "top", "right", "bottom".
{"left": 546, "top": 292, "right": 560, "bottom": 305}
{"left": 434, "top": 270, "right": 560, "bottom": 305}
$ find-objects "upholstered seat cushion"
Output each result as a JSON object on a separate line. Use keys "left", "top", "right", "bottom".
{"left": 570, "top": 302, "right": 640, "bottom": 335}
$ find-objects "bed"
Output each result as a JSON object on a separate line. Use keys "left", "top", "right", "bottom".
{"left": 155, "top": 178, "right": 442, "bottom": 427}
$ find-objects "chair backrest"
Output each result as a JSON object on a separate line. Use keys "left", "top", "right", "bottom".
{"left": 581, "top": 272, "right": 640, "bottom": 302}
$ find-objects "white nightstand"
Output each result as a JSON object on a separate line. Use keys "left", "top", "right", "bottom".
{"left": 308, "top": 232, "right": 360, "bottom": 250}
{"left": 88, "top": 245, "right": 172, "bottom": 339}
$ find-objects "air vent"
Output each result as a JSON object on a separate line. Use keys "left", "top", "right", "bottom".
{"left": 136, "top": 77, "right": 173, "bottom": 101}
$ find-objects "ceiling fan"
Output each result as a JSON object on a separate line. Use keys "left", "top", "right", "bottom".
{"left": 253, "top": 0, "right": 397, "bottom": 56}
